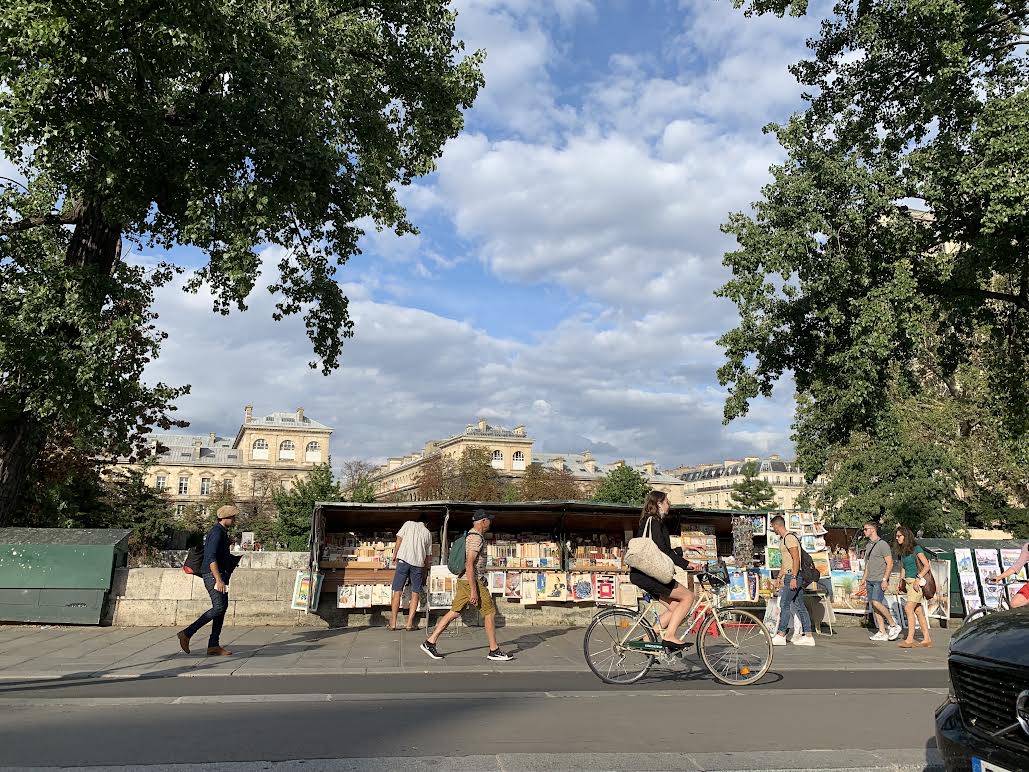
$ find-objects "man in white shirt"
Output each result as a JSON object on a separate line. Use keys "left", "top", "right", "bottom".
{"left": 389, "top": 514, "right": 433, "bottom": 630}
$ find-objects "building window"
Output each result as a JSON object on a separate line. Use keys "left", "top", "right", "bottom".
{"left": 279, "top": 440, "right": 295, "bottom": 461}
{"left": 155, "top": 475, "right": 167, "bottom": 491}
{"left": 252, "top": 438, "right": 269, "bottom": 460}
{"left": 223, "top": 479, "right": 233, "bottom": 494}
{"left": 175, "top": 504, "right": 186, "bottom": 517}
{"left": 512, "top": 450, "right": 525, "bottom": 471}
{"left": 305, "top": 441, "right": 320, "bottom": 463}
{"left": 178, "top": 476, "right": 189, "bottom": 495}
{"left": 200, "top": 478, "right": 211, "bottom": 496}
{"left": 490, "top": 449, "right": 504, "bottom": 469}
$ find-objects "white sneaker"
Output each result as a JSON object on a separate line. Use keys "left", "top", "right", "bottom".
{"left": 869, "top": 631, "right": 888, "bottom": 641}
{"left": 772, "top": 633, "right": 788, "bottom": 646}
{"left": 790, "top": 630, "right": 801, "bottom": 643}
{"left": 793, "top": 634, "right": 816, "bottom": 647}
{"left": 887, "top": 625, "right": 902, "bottom": 641}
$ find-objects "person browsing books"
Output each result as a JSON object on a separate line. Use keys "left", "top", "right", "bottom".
{"left": 420, "top": 509, "right": 513, "bottom": 662}
{"left": 388, "top": 512, "right": 433, "bottom": 631}
{"left": 629, "top": 491, "right": 705, "bottom": 649}
{"left": 858, "top": 520, "right": 902, "bottom": 642}
{"left": 987, "top": 542, "right": 1029, "bottom": 608}
{"left": 769, "top": 515, "right": 815, "bottom": 647}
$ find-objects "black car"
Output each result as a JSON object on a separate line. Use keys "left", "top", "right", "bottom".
{"left": 935, "top": 608, "right": 1029, "bottom": 771}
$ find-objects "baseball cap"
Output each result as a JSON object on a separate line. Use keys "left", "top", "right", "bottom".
{"left": 471, "top": 508, "right": 494, "bottom": 522}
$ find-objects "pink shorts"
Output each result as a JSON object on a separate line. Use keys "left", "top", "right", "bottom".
{"left": 1018, "top": 582, "right": 1029, "bottom": 601}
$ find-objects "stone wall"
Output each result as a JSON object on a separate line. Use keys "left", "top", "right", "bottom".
{"left": 106, "top": 552, "right": 597, "bottom": 628}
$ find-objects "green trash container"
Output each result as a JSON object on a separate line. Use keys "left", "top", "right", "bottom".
{"left": 0, "top": 528, "right": 131, "bottom": 625}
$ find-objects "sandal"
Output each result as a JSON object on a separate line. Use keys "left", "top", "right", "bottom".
{"left": 385, "top": 625, "right": 399, "bottom": 631}
{"left": 898, "top": 640, "right": 916, "bottom": 648}
{"left": 919, "top": 640, "right": 933, "bottom": 648}
{"left": 405, "top": 626, "right": 418, "bottom": 631}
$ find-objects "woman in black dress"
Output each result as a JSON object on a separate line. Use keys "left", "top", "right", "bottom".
{"left": 629, "top": 490, "right": 704, "bottom": 647}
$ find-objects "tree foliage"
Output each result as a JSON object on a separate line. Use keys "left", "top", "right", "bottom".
{"left": 0, "top": 0, "right": 483, "bottom": 520}
{"left": 414, "top": 454, "right": 456, "bottom": 501}
{"left": 513, "top": 462, "right": 583, "bottom": 501}
{"left": 270, "top": 462, "right": 344, "bottom": 551}
{"left": 592, "top": 465, "right": 650, "bottom": 507}
{"left": 340, "top": 459, "right": 377, "bottom": 503}
{"left": 718, "top": 0, "right": 1029, "bottom": 481}
{"left": 729, "top": 462, "right": 777, "bottom": 510}
{"left": 450, "top": 447, "right": 503, "bottom": 501}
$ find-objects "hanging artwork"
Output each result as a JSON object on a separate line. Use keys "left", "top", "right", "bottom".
{"left": 727, "top": 570, "right": 749, "bottom": 603}
{"left": 926, "top": 560, "right": 951, "bottom": 620}
{"left": 541, "top": 572, "right": 568, "bottom": 601}
{"left": 765, "top": 547, "right": 782, "bottom": 570}
{"left": 800, "top": 512, "right": 815, "bottom": 526}
{"left": 746, "top": 571, "right": 759, "bottom": 601}
{"left": 810, "top": 552, "right": 831, "bottom": 579}
{"left": 974, "top": 549, "right": 1002, "bottom": 607}
{"left": 788, "top": 513, "right": 803, "bottom": 531}
{"left": 371, "top": 584, "right": 392, "bottom": 606}
{"left": 959, "top": 572, "right": 983, "bottom": 615}
{"left": 489, "top": 571, "right": 507, "bottom": 595}
{"left": 336, "top": 584, "right": 355, "bottom": 609}
{"left": 291, "top": 570, "right": 322, "bottom": 611}
{"left": 354, "top": 584, "right": 372, "bottom": 608}
{"left": 504, "top": 571, "right": 522, "bottom": 600}
{"left": 829, "top": 570, "right": 866, "bottom": 614}
{"left": 1000, "top": 549, "right": 1028, "bottom": 581}
{"left": 616, "top": 576, "right": 638, "bottom": 607}
{"left": 766, "top": 531, "right": 781, "bottom": 548}
{"left": 520, "top": 572, "right": 538, "bottom": 605}
{"left": 595, "top": 573, "right": 617, "bottom": 604}
{"left": 732, "top": 516, "right": 755, "bottom": 569}
{"left": 751, "top": 516, "right": 766, "bottom": 537}
{"left": 757, "top": 568, "right": 775, "bottom": 599}
{"left": 428, "top": 566, "right": 457, "bottom": 609}
{"left": 954, "top": 548, "right": 974, "bottom": 574}
{"left": 570, "top": 572, "right": 595, "bottom": 602}
{"left": 801, "top": 535, "right": 817, "bottom": 553}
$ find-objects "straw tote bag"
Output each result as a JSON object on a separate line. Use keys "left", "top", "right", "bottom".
{"left": 623, "top": 517, "right": 674, "bottom": 584}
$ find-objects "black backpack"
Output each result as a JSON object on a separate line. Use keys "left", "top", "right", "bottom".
{"left": 795, "top": 539, "right": 821, "bottom": 588}
{"left": 182, "top": 544, "right": 204, "bottom": 576}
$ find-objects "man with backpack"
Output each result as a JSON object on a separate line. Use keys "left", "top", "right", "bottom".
{"left": 420, "top": 508, "right": 513, "bottom": 662}
{"left": 769, "top": 514, "right": 816, "bottom": 647}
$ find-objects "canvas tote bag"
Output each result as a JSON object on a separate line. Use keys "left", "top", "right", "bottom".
{"left": 623, "top": 517, "right": 675, "bottom": 584}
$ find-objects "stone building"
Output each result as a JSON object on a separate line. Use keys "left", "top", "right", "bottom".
{"left": 369, "top": 418, "right": 686, "bottom": 502}
{"left": 669, "top": 455, "right": 823, "bottom": 510}
{"left": 117, "top": 405, "right": 333, "bottom": 516}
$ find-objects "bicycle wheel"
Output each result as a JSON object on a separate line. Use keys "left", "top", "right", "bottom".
{"left": 583, "top": 608, "right": 658, "bottom": 684}
{"left": 697, "top": 608, "right": 772, "bottom": 686}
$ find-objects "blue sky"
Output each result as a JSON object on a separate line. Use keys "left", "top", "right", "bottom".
{"left": 141, "top": 0, "right": 829, "bottom": 470}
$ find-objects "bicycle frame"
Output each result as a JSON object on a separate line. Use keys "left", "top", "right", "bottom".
{"left": 615, "top": 577, "right": 730, "bottom": 655}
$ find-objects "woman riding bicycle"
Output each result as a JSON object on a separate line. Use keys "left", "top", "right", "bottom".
{"left": 629, "top": 490, "right": 706, "bottom": 649}
{"left": 988, "top": 542, "right": 1029, "bottom": 608}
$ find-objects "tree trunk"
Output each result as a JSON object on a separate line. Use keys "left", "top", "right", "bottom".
{"left": 0, "top": 413, "right": 45, "bottom": 526}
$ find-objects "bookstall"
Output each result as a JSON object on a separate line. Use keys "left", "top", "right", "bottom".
{"left": 303, "top": 501, "right": 740, "bottom": 623}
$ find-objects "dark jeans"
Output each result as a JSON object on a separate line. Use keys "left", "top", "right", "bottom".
{"left": 777, "top": 571, "right": 813, "bottom": 635}
{"left": 182, "top": 575, "right": 228, "bottom": 647}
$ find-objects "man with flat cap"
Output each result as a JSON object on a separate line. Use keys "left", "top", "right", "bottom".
{"left": 177, "top": 505, "right": 241, "bottom": 656}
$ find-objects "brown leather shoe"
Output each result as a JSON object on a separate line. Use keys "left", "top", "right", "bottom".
{"left": 176, "top": 631, "right": 191, "bottom": 654}
{"left": 206, "top": 646, "right": 233, "bottom": 656}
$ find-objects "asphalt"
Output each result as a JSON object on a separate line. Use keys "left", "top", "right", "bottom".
{"left": 0, "top": 621, "right": 953, "bottom": 680}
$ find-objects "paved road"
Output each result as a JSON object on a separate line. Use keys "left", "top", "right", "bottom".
{"left": 0, "top": 670, "right": 946, "bottom": 770}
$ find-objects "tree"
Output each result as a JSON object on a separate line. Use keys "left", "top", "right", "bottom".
{"left": 515, "top": 462, "right": 583, "bottom": 501}
{"left": 450, "top": 447, "right": 503, "bottom": 502}
{"left": 271, "top": 463, "right": 344, "bottom": 550}
{"left": 340, "top": 459, "right": 377, "bottom": 503}
{"left": 414, "top": 454, "right": 456, "bottom": 501}
{"left": 0, "top": 1, "right": 484, "bottom": 522}
{"left": 728, "top": 462, "right": 777, "bottom": 511}
{"left": 102, "top": 467, "right": 177, "bottom": 564}
{"left": 592, "top": 465, "right": 649, "bottom": 507}
{"left": 717, "top": 0, "right": 1029, "bottom": 478}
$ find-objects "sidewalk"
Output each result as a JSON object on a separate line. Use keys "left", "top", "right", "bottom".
{"left": 0, "top": 621, "right": 951, "bottom": 680}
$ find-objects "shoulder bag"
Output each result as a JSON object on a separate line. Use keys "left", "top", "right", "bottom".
{"left": 623, "top": 517, "right": 674, "bottom": 584}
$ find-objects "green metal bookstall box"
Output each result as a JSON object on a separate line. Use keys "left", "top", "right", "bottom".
{"left": 0, "top": 528, "right": 131, "bottom": 625}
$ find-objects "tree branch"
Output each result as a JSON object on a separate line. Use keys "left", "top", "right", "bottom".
{"left": 928, "top": 284, "right": 1029, "bottom": 311}
{"left": 0, "top": 213, "right": 78, "bottom": 235}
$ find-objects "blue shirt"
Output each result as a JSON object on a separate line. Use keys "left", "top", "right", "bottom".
{"left": 202, "top": 524, "right": 233, "bottom": 578}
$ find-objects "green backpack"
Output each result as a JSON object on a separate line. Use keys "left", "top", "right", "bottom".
{"left": 448, "top": 530, "right": 473, "bottom": 576}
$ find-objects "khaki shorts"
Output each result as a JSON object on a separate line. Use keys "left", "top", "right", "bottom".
{"left": 452, "top": 577, "right": 496, "bottom": 616}
{"left": 905, "top": 579, "right": 924, "bottom": 604}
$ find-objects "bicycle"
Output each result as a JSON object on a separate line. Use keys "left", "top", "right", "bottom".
{"left": 582, "top": 569, "right": 773, "bottom": 686}
{"left": 962, "top": 577, "right": 1017, "bottom": 626}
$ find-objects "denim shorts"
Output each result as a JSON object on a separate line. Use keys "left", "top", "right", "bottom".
{"left": 391, "top": 560, "right": 425, "bottom": 594}
{"left": 866, "top": 578, "right": 886, "bottom": 604}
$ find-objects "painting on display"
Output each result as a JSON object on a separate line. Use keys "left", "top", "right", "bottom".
{"left": 354, "top": 584, "right": 372, "bottom": 609}
{"left": 829, "top": 570, "right": 867, "bottom": 614}
{"left": 428, "top": 566, "right": 457, "bottom": 609}
{"left": 595, "top": 573, "right": 617, "bottom": 604}
{"left": 747, "top": 571, "right": 759, "bottom": 601}
{"left": 766, "top": 531, "right": 781, "bottom": 548}
{"left": 520, "top": 573, "right": 538, "bottom": 605}
{"left": 336, "top": 584, "right": 355, "bottom": 609}
{"left": 751, "top": 517, "right": 766, "bottom": 537}
{"left": 811, "top": 552, "right": 831, "bottom": 579}
{"left": 757, "top": 568, "right": 775, "bottom": 599}
{"left": 801, "top": 535, "right": 817, "bottom": 553}
{"left": 926, "top": 560, "right": 951, "bottom": 620}
{"left": 765, "top": 547, "right": 782, "bottom": 570}
{"left": 489, "top": 571, "right": 507, "bottom": 595}
{"left": 570, "top": 572, "right": 595, "bottom": 602}
{"left": 954, "top": 548, "right": 974, "bottom": 574}
{"left": 371, "top": 584, "right": 392, "bottom": 606}
{"left": 616, "top": 576, "right": 638, "bottom": 607}
{"left": 788, "top": 513, "right": 803, "bottom": 531}
{"left": 504, "top": 571, "right": 522, "bottom": 600}
{"left": 974, "top": 549, "right": 1002, "bottom": 607}
{"left": 727, "top": 570, "right": 749, "bottom": 602}
{"left": 959, "top": 572, "right": 983, "bottom": 615}
{"left": 799, "top": 512, "right": 815, "bottom": 526}
{"left": 540, "top": 572, "right": 569, "bottom": 602}
{"left": 291, "top": 570, "right": 322, "bottom": 611}
{"left": 1000, "top": 549, "right": 1028, "bottom": 581}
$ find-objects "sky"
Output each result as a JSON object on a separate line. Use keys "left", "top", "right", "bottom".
{"left": 138, "top": 0, "right": 829, "bottom": 471}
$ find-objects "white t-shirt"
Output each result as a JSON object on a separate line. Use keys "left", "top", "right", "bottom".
{"left": 396, "top": 520, "right": 432, "bottom": 567}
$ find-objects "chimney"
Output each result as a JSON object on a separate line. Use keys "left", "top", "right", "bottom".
{"left": 641, "top": 461, "right": 657, "bottom": 476}
{"left": 208, "top": 432, "right": 216, "bottom": 446}
{"left": 613, "top": 459, "right": 626, "bottom": 468}
{"left": 244, "top": 404, "right": 253, "bottom": 423}
{"left": 296, "top": 407, "right": 304, "bottom": 422}
{"left": 477, "top": 417, "right": 488, "bottom": 431}
{"left": 582, "top": 450, "right": 596, "bottom": 472}
{"left": 513, "top": 424, "right": 526, "bottom": 437}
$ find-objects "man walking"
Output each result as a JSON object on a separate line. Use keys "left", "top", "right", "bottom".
{"left": 177, "top": 505, "right": 240, "bottom": 656}
{"left": 388, "top": 512, "right": 433, "bottom": 631}
{"left": 859, "top": 520, "right": 902, "bottom": 641}
{"left": 420, "top": 509, "right": 513, "bottom": 662}
{"left": 769, "top": 514, "right": 815, "bottom": 647}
